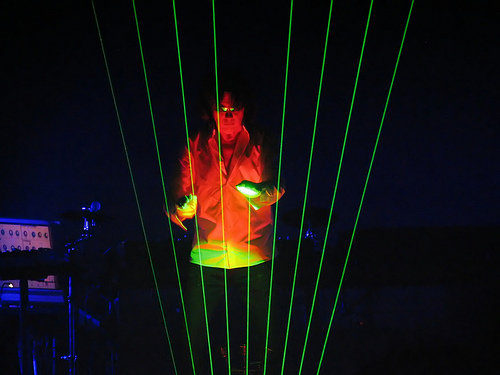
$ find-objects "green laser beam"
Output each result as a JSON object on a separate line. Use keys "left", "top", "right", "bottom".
{"left": 315, "top": 1, "right": 415, "bottom": 373}
{"left": 263, "top": 2, "right": 293, "bottom": 373}
{"left": 277, "top": 0, "right": 336, "bottom": 372}
{"left": 169, "top": 0, "right": 203, "bottom": 372}
{"left": 97, "top": 0, "right": 414, "bottom": 373}
{"left": 298, "top": 0, "right": 373, "bottom": 372}
{"left": 210, "top": 2, "right": 232, "bottom": 374}
{"left": 181, "top": 64, "right": 214, "bottom": 375}
{"left": 92, "top": 1, "right": 176, "bottom": 372}
{"left": 175, "top": 10, "right": 217, "bottom": 375}
{"left": 130, "top": 0, "right": 180, "bottom": 371}
{"left": 246, "top": 200, "right": 251, "bottom": 375}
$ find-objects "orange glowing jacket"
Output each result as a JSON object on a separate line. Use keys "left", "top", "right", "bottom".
{"left": 170, "top": 126, "right": 284, "bottom": 269}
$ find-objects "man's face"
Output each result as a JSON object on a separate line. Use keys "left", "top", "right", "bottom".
{"left": 212, "top": 92, "right": 245, "bottom": 137}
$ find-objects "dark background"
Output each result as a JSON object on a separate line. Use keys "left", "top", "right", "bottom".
{"left": 1, "top": 0, "right": 498, "bottom": 374}
{"left": 1, "top": 0, "right": 498, "bottom": 240}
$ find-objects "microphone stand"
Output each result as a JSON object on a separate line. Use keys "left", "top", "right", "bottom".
{"left": 63, "top": 210, "right": 92, "bottom": 375}
{"left": 62, "top": 244, "right": 77, "bottom": 375}
{"left": 62, "top": 202, "right": 102, "bottom": 375}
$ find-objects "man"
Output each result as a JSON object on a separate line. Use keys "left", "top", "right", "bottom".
{"left": 168, "top": 69, "right": 284, "bottom": 374}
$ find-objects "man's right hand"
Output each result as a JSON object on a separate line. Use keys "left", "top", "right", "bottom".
{"left": 170, "top": 194, "right": 198, "bottom": 231}
{"left": 165, "top": 194, "right": 197, "bottom": 231}
{"left": 176, "top": 194, "right": 197, "bottom": 219}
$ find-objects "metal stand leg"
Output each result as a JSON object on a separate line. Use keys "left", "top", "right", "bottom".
{"left": 63, "top": 275, "right": 77, "bottom": 374}
{"left": 69, "top": 275, "right": 76, "bottom": 374}
{"left": 19, "top": 278, "right": 34, "bottom": 375}
{"left": 61, "top": 273, "right": 76, "bottom": 374}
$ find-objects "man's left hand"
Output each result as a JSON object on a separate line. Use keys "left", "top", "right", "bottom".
{"left": 236, "top": 180, "right": 263, "bottom": 198}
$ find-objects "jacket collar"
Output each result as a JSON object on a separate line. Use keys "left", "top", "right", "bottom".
{"left": 208, "top": 126, "right": 250, "bottom": 174}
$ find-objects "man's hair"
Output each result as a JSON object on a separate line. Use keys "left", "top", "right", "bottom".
{"left": 198, "top": 68, "right": 256, "bottom": 127}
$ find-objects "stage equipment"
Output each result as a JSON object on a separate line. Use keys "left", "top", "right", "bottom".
{"left": 0, "top": 204, "right": 113, "bottom": 375}
{"left": 281, "top": 206, "right": 338, "bottom": 254}
{"left": 60, "top": 208, "right": 113, "bottom": 224}
{"left": 0, "top": 219, "right": 57, "bottom": 288}
{"left": 0, "top": 286, "right": 65, "bottom": 310}
{"left": 59, "top": 201, "right": 119, "bottom": 375}
{"left": 0, "top": 217, "right": 67, "bottom": 375}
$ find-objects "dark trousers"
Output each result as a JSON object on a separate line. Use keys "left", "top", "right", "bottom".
{"left": 180, "top": 261, "right": 272, "bottom": 374}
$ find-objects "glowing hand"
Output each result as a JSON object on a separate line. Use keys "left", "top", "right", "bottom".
{"left": 176, "top": 194, "right": 197, "bottom": 220}
{"left": 236, "top": 181, "right": 263, "bottom": 198}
